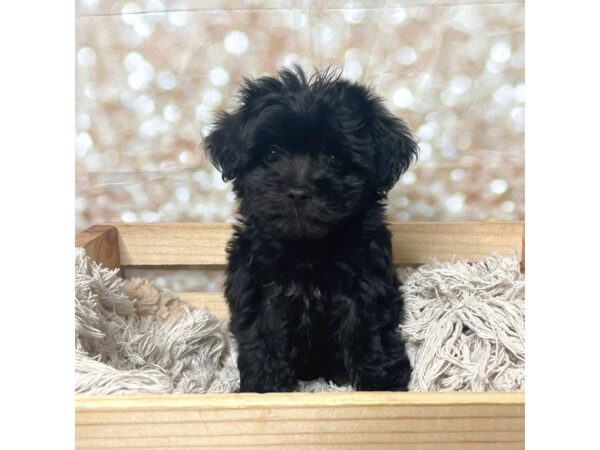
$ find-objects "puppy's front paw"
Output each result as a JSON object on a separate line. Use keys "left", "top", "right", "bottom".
{"left": 240, "top": 376, "right": 297, "bottom": 393}
{"left": 356, "top": 373, "right": 410, "bottom": 392}
{"left": 238, "top": 351, "right": 298, "bottom": 393}
{"left": 353, "top": 352, "right": 412, "bottom": 392}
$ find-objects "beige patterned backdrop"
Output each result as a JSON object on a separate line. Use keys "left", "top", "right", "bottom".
{"left": 76, "top": 0, "right": 523, "bottom": 289}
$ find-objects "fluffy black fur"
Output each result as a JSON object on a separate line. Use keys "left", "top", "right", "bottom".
{"left": 204, "top": 66, "right": 418, "bottom": 392}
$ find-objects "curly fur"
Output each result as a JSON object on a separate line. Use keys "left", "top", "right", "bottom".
{"left": 203, "top": 66, "right": 418, "bottom": 392}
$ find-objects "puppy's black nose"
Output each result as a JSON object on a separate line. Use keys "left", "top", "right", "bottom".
{"left": 288, "top": 188, "right": 310, "bottom": 201}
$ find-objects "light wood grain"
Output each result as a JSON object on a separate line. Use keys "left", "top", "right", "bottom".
{"left": 76, "top": 224, "right": 120, "bottom": 269}
{"left": 76, "top": 391, "right": 524, "bottom": 409}
{"left": 77, "top": 443, "right": 521, "bottom": 450}
{"left": 388, "top": 222, "right": 524, "bottom": 266}
{"left": 111, "top": 221, "right": 524, "bottom": 267}
{"left": 177, "top": 292, "right": 230, "bottom": 320}
{"left": 116, "top": 223, "right": 230, "bottom": 266}
{"left": 76, "top": 392, "right": 523, "bottom": 449}
{"left": 76, "top": 402, "right": 522, "bottom": 424}
{"left": 77, "top": 417, "right": 523, "bottom": 437}
{"left": 77, "top": 431, "right": 524, "bottom": 446}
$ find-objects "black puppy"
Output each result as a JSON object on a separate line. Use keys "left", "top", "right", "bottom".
{"left": 204, "top": 66, "right": 418, "bottom": 392}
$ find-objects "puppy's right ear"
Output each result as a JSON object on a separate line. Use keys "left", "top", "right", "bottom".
{"left": 203, "top": 111, "right": 244, "bottom": 182}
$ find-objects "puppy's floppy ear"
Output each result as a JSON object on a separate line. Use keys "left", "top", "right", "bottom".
{"left": 369, "top": 100, "right": 419, "bottom": 195}
{"left": 203, "top": 111, "right": 244, "bottom": 182}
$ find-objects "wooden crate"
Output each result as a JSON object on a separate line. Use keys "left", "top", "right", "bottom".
{"left": 75, "top": 221, "right": 525, "bottom": 450}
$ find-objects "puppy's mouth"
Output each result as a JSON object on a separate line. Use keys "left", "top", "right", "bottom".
{"left": 288, "top": 201, "right": 314, "bottom": 218}
{"left": 277, "top": 218, "right": 329, "bottom": 240}
{"left": 269, "top": 201, "right": 334, "bottom": 239}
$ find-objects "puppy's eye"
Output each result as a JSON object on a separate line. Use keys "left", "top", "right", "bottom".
{"left": 263, "top": 147, "right": 280, "bottom": 165}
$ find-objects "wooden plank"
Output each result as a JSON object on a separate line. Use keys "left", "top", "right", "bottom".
{"left": 76, "top": 225, "right": 120, "bottom": 269}
{"left": 76, "top": 392, "right": 523, "bottom": 449}
{"left": 76, "top": 432, "right": 524, "bottom": 448}
{"left": 77, "top": 417, "right": 523, "bottom": 437}
{"left": 389, "top": 222, "right": 524, "bottom": 266}
{"left": 76, "top": 391, "right": 524, "bottom": 409}
{"left": 114, "top": 222, "right": 524, "bottom": 267}
{"left": 77, "top": 444, "right": 521, "bottom": 450}
{"left": 116, "top": 223, "right": 230, "bottom": 266}
{"left": 76, "top": 403, "right": 522, "bottom": 424}
{"left": 178, "top": 292, "right": 229, "bottom": 321}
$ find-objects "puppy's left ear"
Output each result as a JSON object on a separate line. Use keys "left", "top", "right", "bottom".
{"left": 369, "top": 100, "right": 419, "bottom": 195}
{"left": 203, "top": 111, "right": 244, "bottom": 182}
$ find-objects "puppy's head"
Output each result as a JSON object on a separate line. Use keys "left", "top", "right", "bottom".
{"left": 204, "top": 66, "right": 418, "bottom": 239}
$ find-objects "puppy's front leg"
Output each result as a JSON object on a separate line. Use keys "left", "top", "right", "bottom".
{"left": 236, "top": 325, "right": 297, "bottom": 393}
{"left": 225, "top": 250, "right": 297, "bottom": 393}
{"left": 346, "top": 329, "right": 411, "bottom": 391}
{"left": 336, "top": 289, "right": 412, "bottom": 391}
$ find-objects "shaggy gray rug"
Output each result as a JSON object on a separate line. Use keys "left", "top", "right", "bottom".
{"left": 75, "top": 248, "right": 524, "bottom": 395}
{"left": 400, "top": 256, "right": 525, "bottom": 391}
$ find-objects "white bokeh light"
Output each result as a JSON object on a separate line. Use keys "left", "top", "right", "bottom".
{"left": 168, "top": 11, "right": 188, "bottom": 27}
{"left": 133, "top": 95, "right": 155, "bottom": 116}
{"left": 195, "top": 104, "right": 212, "bottom": 122}
{"left": 418, "top": 142, "right": 432, "bottom": 160}
{"left": 224, "top": 30, "right": 249, "bottom": 55}
{"left": 141, "top": 211, "right": 160, "bottom": 222}
{"left": 510, "top": 107, "right": 525, "bottom": 127}
{"left": 121, "top": 3, "right": 141, "bottom": 25}
{"left": 501, "top": 201, "right": 515, "bottom": 213}
{"left": 145, "top": 0, "right": 165, "bottom": 13}
{"left": 200, "top": 89, "right": 222, "bottom": 107}
{"left": 446, "top": 193, "right": 465, "bottom": 212}
{"left": 175, "top": 187, "right": 191, "bottom": 203}
{"left": 128, "top": 67, "right": 154, "bottom": 90}
{"left": 209, "top": 67, "right": 230, "bottom": 87}
{"left": 121, "top": 211, "right": 138, "bottom": 223}
{"left": 343, "top": 61, "right": 363, "bottom": 81}
{"left": 77, "top": 47, "right": 96, "bottom": 67}
{"left": 81, "top": 0, "right": 99, "bottom": 8}
{"left": 451, "top": 169, "right": 467, "bottom": 182}
{"left": 124, "top": 52, "right": 144, "bottom": 72}
{"left": 450, "top": 75, "right": 472, "bottom": 95}
{"left": 157, "top": 71, "right": 177, "bottom": 90}
{"left": 139, "top": 117, "right": 169, "bottom": 139}
{"left": 279, "top": 53, "right": 301, "bottom": 67}
{"left": 342, "top": 8, "right": 366, "bottom": 24}
{"left": 77, "top": 113, "right": 91, "bottom": 130}
{"left": 393, "top": 88, "right": 413, "bottom": 108}
{"left": 163, "top": 104, "right": 181, "bottom": 123}
{"left": 76, "top": 132, "right": 93, "bottom": 157}
{"left": 490, "top": 179, "right": 509, "bottom": 194}
{"left": 315, "top": 23, "right": 335, "bottom": 52}
{"left": 397, "top": 196, "right": 409, "bottom": 208}
{"left": 389, "top": 9, "right": 407, "bottom": 24}
{"left": 123, "top": 52, "right": 155, "bottom": 91}
{"left": 514, "top": 83, "right": 525, "bottom": 103}
{"left": 494, "top": 84, "right": 515, "bottom": 104}
{"left": 285, "top": 10, "right": 307, "bottom": 30}
{"left": 491, "top": 41, "right": 512, "bottom": 63}
{"left": 417, "top": 123, "right": 438, "bottom": 141}
{"left": 402, "top": 171, "right": 417, "bottom": 185}
{"left": 396, "top": 46, "right": 417, "bottom": 65}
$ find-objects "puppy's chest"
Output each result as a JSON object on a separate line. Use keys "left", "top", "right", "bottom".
{"left": 272, "top": 253, "right": 355, "bottom": 294}
{"left": 262, "top": 253, "right": 356, "bottom": 315}
{"left": 268, "top": 278, "right": 330, "bottom": 345}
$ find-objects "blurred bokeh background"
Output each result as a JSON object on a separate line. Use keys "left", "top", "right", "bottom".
{"left": 76, "top": 0, "right": 524, "bottom": 290}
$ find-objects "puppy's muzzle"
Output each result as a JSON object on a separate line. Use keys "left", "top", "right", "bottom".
{"left": 288, "top": 188, "right": 310, "bottom": 202}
